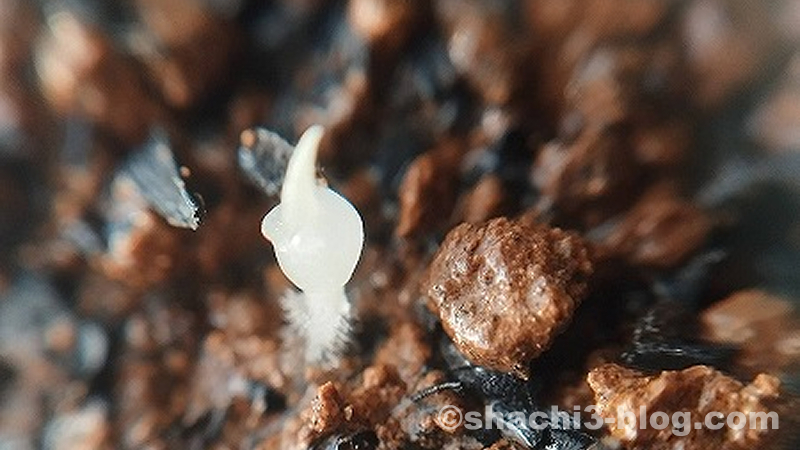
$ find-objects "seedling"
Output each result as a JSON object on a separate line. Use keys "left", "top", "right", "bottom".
{"left": 261, "top": 125, "right": 364, "bottom": 362}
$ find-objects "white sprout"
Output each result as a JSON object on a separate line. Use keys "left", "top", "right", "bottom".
{"left": 260, "top": 125, "right": 364, "bottom": 363}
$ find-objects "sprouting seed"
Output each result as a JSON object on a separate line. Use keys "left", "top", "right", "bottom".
{"left": 260, "top": 125, "right": 364, "bottom": 363}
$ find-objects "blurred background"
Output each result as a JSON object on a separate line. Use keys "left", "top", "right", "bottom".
{"left": 0, "top": 0, "right": 799, "bottom": 449}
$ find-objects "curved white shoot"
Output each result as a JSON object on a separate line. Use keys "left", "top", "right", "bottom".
{"left": 279, "top": 124, "right": 323, "bottom": 229}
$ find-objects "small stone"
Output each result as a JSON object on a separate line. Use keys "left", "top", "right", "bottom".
{"left": 600, "top": 183, "right": 712, "bottom": 269}
{"left": 460, "top": 174, "right": 509, "bottom": 225}
{"left": 587, "top": 363, "right": 781, "bottom": 450}
{"left": 44, "top": 316, "right": 77, "bottom": 355}
{"left": 702, "top": 290, "right": 800, "bottom": 374}
{"left": 374, "top": 322, "right": 432, "bottom": 385}
{"left": 423, "top": 217, "right": 593, "bottom": 377}
{"left": 436, "top": 0, "right": 532, "bottom": 105}
{"left": 681, "top": 0, "right": 775, "bottom": 109}
{"left": 748, "top": 57, "right": 800, "bottom": 153}
{"left": 533, "top": 125, "right": 640, "bottom": 227}
{"left": 348, "top": 364, "right": 407, "bottom": 426}
{"left": 35, "top": 10, "right": 155, "bottom": 143}
{"left": 43, "top": 402, "right": 109, "bottom": 450}
{"left": 632, "top": 120, "right": 691, "bottom": 168}
{"left": 348, "top": 0, "right": 424, "bottom": 54}
{"left": 133, "top": 0, "right": 238, "bottom": 109}
{"left": 101, "top": 210, "right": 182, "bottom": 287}
{"left": 396, "top": 140, "right": 462, "bottom": 238}
{"left": 307, "top": 381, "right": 345, "bottom": 435}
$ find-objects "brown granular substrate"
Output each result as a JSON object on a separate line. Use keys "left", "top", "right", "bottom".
{"left": 588, "top": 363, "right": 781, "bottom": 450}
{"left": 423, "top": 217, "right": 593, "bottom": 377}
